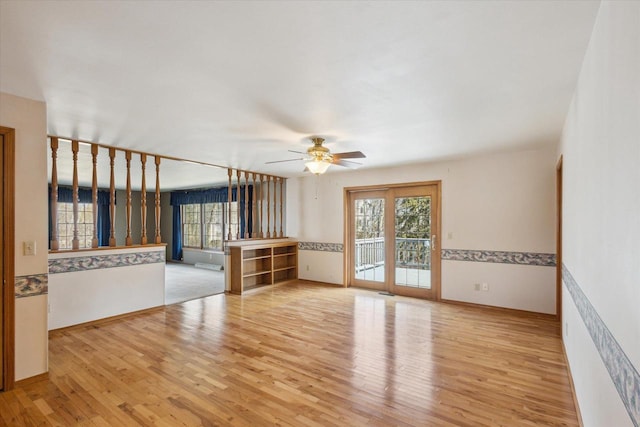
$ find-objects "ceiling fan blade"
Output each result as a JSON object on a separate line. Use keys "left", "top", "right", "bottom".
{"left": 288, "top": 150, "right": 307, "bottom": 155}
{"left": 333, "top": 159, "right": 362, "bottom": 168}
{"left": 265, "top": 158, "right": 304, "bottom": 164}
{"left": 332, "top": 151, "right": 366, "bottom": 160}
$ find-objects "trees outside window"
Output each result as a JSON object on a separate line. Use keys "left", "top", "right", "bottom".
{"left": 57, "top": 202, "right": 94, "bottom": 249}
{"left": 182, "top": 202, "right": 237, "bottom": 250}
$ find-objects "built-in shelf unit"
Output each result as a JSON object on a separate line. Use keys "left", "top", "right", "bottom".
{"left": 230, "top": 241, "right": 298, "bottom": 294}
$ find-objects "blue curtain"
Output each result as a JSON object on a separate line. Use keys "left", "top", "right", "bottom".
{"left": 169, "top": 186, "right": 238, "bottom": 205}
{"left": 170, "top": 185, "right": 253, "bottom": 258}
{"left": 97, "top": 204, "right": 111, "bottom": 246}
{"left": 48, "top": 186, "right": 113, "bottom": 249}
{"left": 172, "top": 205, "right": 183, "bottom": 261}
{"left": 57, "top": 186, "right": 111, "bottom": 205}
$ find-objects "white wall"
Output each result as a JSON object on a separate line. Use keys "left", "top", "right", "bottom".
{"left": 0, "top": 92, "right": 49, "bottom": 381}
{"left": 288, "top": 145, "right": 557, "bottom": 313}
{"left": 182, "top": 248, "right": 224, "bottom": 266}
{"left": 115, "top": 190, "right": 155, "bottom": 246}
{"left": 160, "top": 192, "right": 173, "bottom": 260}
{"left": 559, "top": 2, "right": 639, "bottom": 426}
{"left": 48, "top": 247, "right": 165, "bottom": 330}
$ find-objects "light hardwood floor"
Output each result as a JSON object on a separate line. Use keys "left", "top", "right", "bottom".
{"left": 0, "top": 282, "right": 578, "bottom": 426}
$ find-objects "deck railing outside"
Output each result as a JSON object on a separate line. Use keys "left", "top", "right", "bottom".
{"left": 355, "top": 237, "right": 431, "bottom": 272}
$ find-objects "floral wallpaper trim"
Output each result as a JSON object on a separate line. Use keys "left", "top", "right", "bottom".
{"left": 15, "top": 274, "right": 48, "bottom": 298}
{"left": 49, "top": 251, "right": 166, "bottom": 274}
{"left": 298, "top": 242, "right": 344, "bottom": 252}
{"left": 441, "top": 249, "right": 556, "bottom": 267}
{"left": 563, "top": 264, "right": 639, "bottom": 427}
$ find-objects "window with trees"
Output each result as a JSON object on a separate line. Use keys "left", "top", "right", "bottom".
{"left": 57, "top": 202, "right": 94, "bottom": 249}
{"left": 181, "top": 202, "right": 238, "bottom": 250}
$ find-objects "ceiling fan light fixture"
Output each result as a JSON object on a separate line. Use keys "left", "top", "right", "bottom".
{"left": 305, "top": 159, "right": 331, "bottom": 175}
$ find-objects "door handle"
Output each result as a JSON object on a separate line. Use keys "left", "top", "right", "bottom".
{"left": 431, "top": 234, "right": 437, "bottom": 251}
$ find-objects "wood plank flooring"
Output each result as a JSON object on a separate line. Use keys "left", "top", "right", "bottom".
{"left": 0, "top": 282, "right": 578, "bottom": 426}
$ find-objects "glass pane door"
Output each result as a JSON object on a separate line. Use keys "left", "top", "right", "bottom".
{"left": 390, "top": 185, "right": 438, "bottom": 299}
{"left": 354, "top": 198, "right": 385, "bottom": 282}
{"left": 348, "top": 184, "right": 440, "bottom": 299}
{"left": 352, "top": 194, "right": 386, "bottom": 290}
{"left": 394, "top": 196, "right": 431, "bottom": 289}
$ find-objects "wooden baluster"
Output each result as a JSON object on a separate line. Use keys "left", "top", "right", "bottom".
{"left": 140, "top": 154, "right": 148, "bottom": 245}
{"left": 272, "top": 176, "right": 277, "bottom": 238}
{"left": 50, "top": 138, "right": 59, "bottom": 250}
{"left": 266, "top": 175, "right": 271, "bottom": 238}
{"left": 71, "top": 140, "right": 80, "bottom": 250}
{"left": 252, "top": 173, "right": 257, "bottom": 239}
{"left": 259, "top": 174, "right": 264, "bottom": 238}
{"left": 154, "top": 156, "right": 162, "bottom": 244}
{"left": 227, "top": 168, "right": 233, "bottom": 240}
{"left": 109, "top": 148, "right": 116, "bottom": 246}
{"left": 236, "top": 169, "right": 241, "bottom": 239}
{"left": 244, "top": 171, "right": 249, "bottom": 239}
{"left": 125, "top": 150, "right": 132, "bottom": 246}
{"left": 279, "top": 177, "right": 284, "bottom": 238}
{"left": 91, "top": 144, "right": 99, "bottom": 248}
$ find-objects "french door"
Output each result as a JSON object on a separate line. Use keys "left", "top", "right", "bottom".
{"left": 347, "top": 182, "right": 441, "bottom": 300}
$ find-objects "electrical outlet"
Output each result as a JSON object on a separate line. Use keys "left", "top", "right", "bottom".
{"left": 481, "top": 282, "right": 489, "bottom": 291}
{"left": 565, "top": 322, "right": 569, "bottom": 337}
{"left": 306, "top": 265, "right": 310, "bottom": 271}
{"left": 474, "top": 283, "right": 481, "bottom": 291}
{"left": 447, "top": 232, "right": 453, "bottom": 239}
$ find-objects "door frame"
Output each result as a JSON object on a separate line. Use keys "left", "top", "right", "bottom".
{"left": 343, "top": 180, "right": 442, "bottom": 301}
{"left": 556, "top": 156, "right": 563, "bottom": 323}
{"left": 1, "top": 126, "right": 16, "bottom": 391}
{"left": 347, "top": 190, "right": 388, "bottom": 292}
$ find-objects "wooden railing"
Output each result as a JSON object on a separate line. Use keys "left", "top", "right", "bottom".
{"left": 225, "top": 167, "right": 285, "bottom": 241}
{"left": 49, "top": 136, "right": 287, "bottom": 251}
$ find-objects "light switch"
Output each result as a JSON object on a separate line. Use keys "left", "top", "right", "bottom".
{"left": 23, "top": 241, "right": 36, "bottom": 256}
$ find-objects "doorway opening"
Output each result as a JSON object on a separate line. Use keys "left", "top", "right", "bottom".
{"left": 345, "top": 181, "right": 441, "bottom": 300}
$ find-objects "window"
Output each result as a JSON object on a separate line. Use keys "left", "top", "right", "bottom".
{"left": 57, "top": 202, "right": 94, "bottom": 249}
{"left": 182, "top": 204, "right": 201, "bottom": 248}
{"left": 181, "top": 202, "right": 238, "bottom": 250}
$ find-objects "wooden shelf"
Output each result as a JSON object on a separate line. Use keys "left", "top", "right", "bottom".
{"left": 230, "top": 241, "right": 298, "bottom": 294}
{"left": 273, "top": 253, "right": 296, "bottom": 258}
{"left": 244, "top": 255, "right": 271, "bottom": 261}
{"left": 243, "top": 270, "right": 272, "bottom": 278}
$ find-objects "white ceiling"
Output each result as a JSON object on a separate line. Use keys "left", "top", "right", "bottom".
{"left": 1, "top": 0, "right": 600, "bottom": 188}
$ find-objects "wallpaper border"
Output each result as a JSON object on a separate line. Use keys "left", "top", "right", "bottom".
{"left": 298, "top": 243, "right": 556, "bottom": 268}
{"left": 15, "top": 273, "right": 48, "bottom": 298}
{"left": 563, "top": 264, "right": 639, "bottom": 427}
{"left": 49, "top": 251, "right": 166, "bottom": 274}
{"left": 298, "top": 242, "right": 344, "bottom": 252}
{"left": 442, "top": 249, "right": 556, "bottom": 267}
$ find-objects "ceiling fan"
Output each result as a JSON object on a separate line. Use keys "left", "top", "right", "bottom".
{"left": 266, "top": 137, "right": 366, "bottom": 175}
